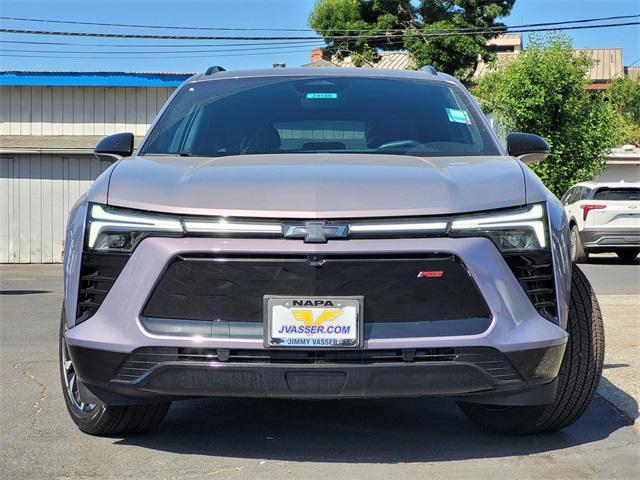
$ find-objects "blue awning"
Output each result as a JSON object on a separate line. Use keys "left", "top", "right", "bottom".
{"left": 0, "top": 71, "right": 194, "bottom": 87}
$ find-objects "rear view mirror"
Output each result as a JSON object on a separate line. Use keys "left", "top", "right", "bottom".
{"left": 95, "top": 132, "right": 135, "bottom": 162}
{"left": 507, "top": 132, "right": 550, "bottom": 164}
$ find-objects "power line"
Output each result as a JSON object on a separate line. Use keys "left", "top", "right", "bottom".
{"left": 0, "top": 28, "right": 325, "bottom": 41}
{"left": 0, "top": 48, "right": 318, "bottom": 59}
{"left": 398, "top": 13, "right": 640, "bottom": 33}
{"left": 378, "top": 21, "right": 640, "bottom": 38}
{"left": 0, "top": 38, "right": 325, "bottom": 48}
{"left": 0, "top": 13, "right": 638, "bottom": 33}
{"left": 0, "top": 43, "right": 329, "bottom": 55}
{"left": 0, "top": 15, "right": 322, "bottom": 32}
{"left": 1, "top": 21, "right": 638, "bottom": 41}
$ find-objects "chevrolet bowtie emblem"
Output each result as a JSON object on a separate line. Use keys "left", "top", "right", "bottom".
{"left": 283, "top": 221, "right": 349, "bottom": 243}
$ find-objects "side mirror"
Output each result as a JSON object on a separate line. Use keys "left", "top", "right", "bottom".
{"left": 94, "top": 132, "right": 135, "bottom": 162}
{"left": 507, "top": 132, "right": 550, "bottom": 164}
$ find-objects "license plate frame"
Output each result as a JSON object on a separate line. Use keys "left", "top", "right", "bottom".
{"left": 264, "top": 295, "right": 364, "bottom": 349}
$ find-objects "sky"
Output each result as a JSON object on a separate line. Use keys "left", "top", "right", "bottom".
{"left": 0, "top": 0, "right": 638, "bottom": 73}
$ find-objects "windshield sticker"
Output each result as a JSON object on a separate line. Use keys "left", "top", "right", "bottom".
{"left": 306, "top": 93, "right": 338, "bottom": 99}
{"left": 445, "top": 108, "right": 471, "bottom": 124}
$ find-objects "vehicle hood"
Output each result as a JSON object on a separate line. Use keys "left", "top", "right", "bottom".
{"left": 106, "top": 154, "right": 525, "bottom": 218}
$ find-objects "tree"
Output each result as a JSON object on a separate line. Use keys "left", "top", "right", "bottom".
{"left": 474, "top": 35, "right": 622, "bottom": 196}
{"left": 308, "top": 0, "right": 515, "bottom": 81}
{"left": 607, "top": 76, "right": 640, "bottom": 122}
{"left": 606, "top": 76, "right": 640, "bottom": 146}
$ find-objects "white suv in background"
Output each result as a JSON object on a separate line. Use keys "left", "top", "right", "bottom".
{"left": 562, "top": 181, "right": 640, "bottom": 262}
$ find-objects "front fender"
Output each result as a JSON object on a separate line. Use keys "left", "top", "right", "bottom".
{"left": 63, "top": 199, "right": 88, "bottom": 329}
{"left": 547, "top": 196, "right": 572, "bottom": 330}
{"left": 63, "top": 161, "right": 122, "bottom": 328}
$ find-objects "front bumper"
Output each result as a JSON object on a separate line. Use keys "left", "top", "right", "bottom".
{"left": 68, "top": 343, "right": 564, "bottom": 405}
{"left": 65, "top": 236, "right": 568, "bottom": 405}
{"left": 581, "top": 228, "right": 640, "bottom": 249}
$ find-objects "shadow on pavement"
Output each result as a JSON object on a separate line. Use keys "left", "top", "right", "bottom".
{"left": 598, "top": 376, "right": 638, "bottom": 425}
{"left": 115, "top": 394, "right": 631, "bottom": 463}
{"left": 603, "top": 363, "right": 630, "bottom": 369}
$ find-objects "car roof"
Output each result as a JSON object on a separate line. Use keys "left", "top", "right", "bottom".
{"left": 573, "top": 181, "right": 640, "bottom": 189}
{"left": 186, "top": 67, "right": 458, "bottom": 85}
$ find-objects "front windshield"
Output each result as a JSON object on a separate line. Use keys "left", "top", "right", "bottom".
{"left": 140, "top": 76, "right": 500, "bottom": 158}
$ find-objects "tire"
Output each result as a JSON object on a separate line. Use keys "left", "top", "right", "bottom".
{"left": 570, "top": 225, "right": 588, "bottom": 263}
{"left": 457, "top": 265, "right": 604, "bottom": 435}
{"left": 615, "top": 248, "right": 639, "bottom": 262}
{"left": 59, "top": 308, "right": 171, "bottom": 436}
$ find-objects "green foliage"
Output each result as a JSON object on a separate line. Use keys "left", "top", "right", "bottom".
{"left": 617, "top": 118, "right": 640, "bottom": 146}
{"left": 475, "top": 34, "right": 622, "bottom": 196}
{"left": 607, "top": 76, "right": 640, "bottom": 122}
{"left": 606, "top": 77, "right": 640, "bottom": 146}
{"left": 308, "top": 0, "right": 514, "bottom": 78}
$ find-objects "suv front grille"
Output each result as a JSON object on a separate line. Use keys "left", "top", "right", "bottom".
{"left": 76, "top": 252, "right": 129, "bottom": 323}
{"left": 142, "top": 254, "right": 492, "bottom": 324}
{"left": 113, "top": 346, "right": 521, "bottom": 383}
{"left": 503, "top": 251, "right": 556, "bottom": 321}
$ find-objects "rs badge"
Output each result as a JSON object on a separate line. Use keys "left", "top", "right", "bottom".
{"left": 417, "top": 271, "right": 444, "bottom": 278}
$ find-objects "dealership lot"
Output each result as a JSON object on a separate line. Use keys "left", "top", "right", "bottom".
{"left": 1, "top": 259, "right": 638, "bottom": 480}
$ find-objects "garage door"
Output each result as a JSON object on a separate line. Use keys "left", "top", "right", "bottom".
{"left": 0, "top": 154, "right": 111, "bottom": 263}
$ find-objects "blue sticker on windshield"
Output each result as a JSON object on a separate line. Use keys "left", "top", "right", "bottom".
{"left": 445, "top": 108, "right": 471, "bottom": 124}
{"left": 306, "top": 93, "right": 338, "bottom": 99}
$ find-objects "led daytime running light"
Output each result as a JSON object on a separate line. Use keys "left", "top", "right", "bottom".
{"left": 87, "top": 204, "right": 183, "bottom": 248}
{"left": 450, "top": 204, "right": 546, "bottom": 248}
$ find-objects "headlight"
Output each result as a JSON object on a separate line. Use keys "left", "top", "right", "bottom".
{"left": 86, "top": 204, "right": 183, "bottom": 251}
{"left": 450, "top": 203, "right": 547, "bottom": 251}
{"left": 85, "top": 202, "right": 548, "bottom": 253}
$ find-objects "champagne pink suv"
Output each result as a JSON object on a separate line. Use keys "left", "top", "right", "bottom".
{"left": 60, "top": 67, "right": 604, "bottom": 436}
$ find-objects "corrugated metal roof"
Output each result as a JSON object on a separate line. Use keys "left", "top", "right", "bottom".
{"left": 0, "top": 71, "right": 193, "bottom": 87}
{"left": 473, "top": 52, "right": 519, "bottom": 78}
{"left": 326, "top": 44, "right": 625, "bottom": 83}
{"left": 335, "top": 51, "right": 415, "bottom": 70}
{"left": 476, "top": 49, "right": 624, "bottom": 81}
{"left": 625, "top": 66, "right": 640, "bottom": 80}
{"left": 301, "top": 59, "right": 340, "bottom": 68}
{"left": 575, "top": 49, "right": 623, "bottom": 81}
{"left": 333, "top": 34, "right": 522, "bottom": 71}
{"left": 487, "top": 34, "right": 522, "bottom": 50}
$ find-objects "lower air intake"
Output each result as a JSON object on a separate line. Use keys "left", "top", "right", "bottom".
{"left": 76, "top": 252, "right": 129, "bottom": 323}
{"left": 113, "top": 346, "right": 521, "bottom": 384}
{"left": 503, "top": 251, "right": 557, "bottom": 322}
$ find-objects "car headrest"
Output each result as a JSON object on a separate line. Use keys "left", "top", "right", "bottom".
{"left": 249, "top": 126, "right": 281, "bottom": 152}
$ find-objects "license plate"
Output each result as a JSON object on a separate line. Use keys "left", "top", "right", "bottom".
{"left": 264, "top": 296, "right": 363, "bottom": 348}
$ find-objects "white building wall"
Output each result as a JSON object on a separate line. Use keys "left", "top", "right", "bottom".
{"left": 0, "top": 86, "right": 174, "bottom": 137}
{"left": 594, "top": 163, "right": 640, "bottom": 183}
{"left": 0, "top": 154, "right": 111, "bottom": 263}
{"left": 0, "top": 84, "right": 176, "bottom": 263}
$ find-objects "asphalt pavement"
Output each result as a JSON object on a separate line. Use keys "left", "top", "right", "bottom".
{"left": 0, "top": 258, "right": 638, "bottom": 480}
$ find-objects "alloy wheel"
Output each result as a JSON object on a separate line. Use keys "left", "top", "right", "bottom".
{"left": 60, "top": 325, "right": 96, "bottom": 413}
{"left": 570, "top": 229, "right": 578, "bottom": 262}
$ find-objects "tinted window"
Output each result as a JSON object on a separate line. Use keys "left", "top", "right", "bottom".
{"left": 594, "top": 188, "right": 640, "bottom": 201}
{"left": 568, "top": 189, "right": 578, "bottom": 204}
{"left": 564, "top": 187, "right": 581, "bottom": 205}
{"left": 141, "top": 76, "right": 500, "bottom": 158}
{"left": 580, "top": 187, "right": 591, "bottom": 200}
